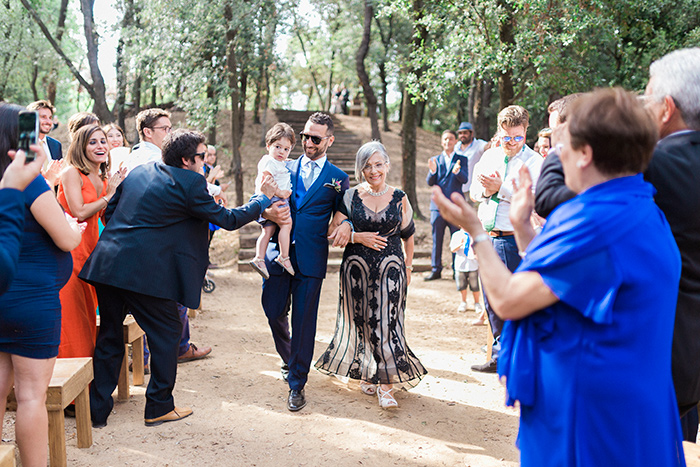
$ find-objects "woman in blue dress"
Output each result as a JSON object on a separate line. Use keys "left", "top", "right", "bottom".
{"left": 432, "top": 88, "right": 686, "bottom": 466}
{"left": 0, "top": 103, "right": 82, "bottom": 467}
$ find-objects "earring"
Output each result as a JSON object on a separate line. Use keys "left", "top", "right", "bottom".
{"left": 576, "top": 160, "right": 584, "bottom": 168}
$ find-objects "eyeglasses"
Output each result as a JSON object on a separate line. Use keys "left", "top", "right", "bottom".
{"left": 151, "top": 125, "right": 172, "bottom": 133}
{"left": 299, "top": 132, "right": 330, "bottom": 145}
{"left": 191, "top": 151, "right": 206, "bottom": 159}
{"left": 362, "top": 162, "right": 386, "bottom": 172}
{"left": 501, "top": 135, "right": 525, "bottom": 143}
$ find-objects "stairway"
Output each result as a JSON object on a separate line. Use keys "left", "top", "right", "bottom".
{"left": 236, "top": 109, "right": 431, "bottom": 274}
{"left": 272, "top": 109, "right": 362, "bottom": 181}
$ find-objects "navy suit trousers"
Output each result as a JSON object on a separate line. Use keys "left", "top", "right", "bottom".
{"left": 262, "top": 260, "right": 323, "bottom": 391}
{"left": 91, "top": 284, "right": 181, "bottom": 424}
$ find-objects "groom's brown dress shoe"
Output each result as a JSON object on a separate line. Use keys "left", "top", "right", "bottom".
{"left": 145, "top": 407, "right": 193, "bottom": 426}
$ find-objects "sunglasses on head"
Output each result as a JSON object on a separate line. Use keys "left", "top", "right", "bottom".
{"left": 299, "top": 132, "right": 330, "bottom": 145}
{"left": 502, "top": 135, "right": 525, "bottom": 143}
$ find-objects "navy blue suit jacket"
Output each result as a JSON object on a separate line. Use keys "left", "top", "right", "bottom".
{"left": 265, "top": 157, "right": 349, "bottom": 279}
{"left": 0, "top": 189, "right": 25, "bottom": 294}
{"left": 46, "top": 136, "right": 62, "bottom": 160}
{"left": 426, "top": 152, "right": 469, "bottom": 211}
{"left": 80, "top": 162, "right": 270, "bottom": 308}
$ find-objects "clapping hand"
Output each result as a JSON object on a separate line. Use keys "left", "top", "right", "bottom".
{"left": 42, "top": 158, "right": 64, "bottom": 187}
{"left": 509, "top": 166, "right": 534, "bottom": 229}
{"left": 428, "top": 157, "right": 437, "bottom": 173}
{"left": 65, "top": 212, "right": 87, "bottom": 235}
{"left": 105, "top": 167, "right": 126, "bottom": 198}
{"left": 478, "top": 170, "right": 502, "bottom": 197}
{"left": 452, "top": 159, "right": 461, "bottom": 175}
{"left": 431, "top": 186, "right": 483, "bottom": 236}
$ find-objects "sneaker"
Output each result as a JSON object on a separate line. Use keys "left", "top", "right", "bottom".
{"left": 474, "top": 303, "right": 484, "bottom": 315}
{"left": 457, "top": 302, "right": 468, "bottom": 313}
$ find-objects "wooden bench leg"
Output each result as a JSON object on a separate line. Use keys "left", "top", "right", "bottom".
{"left": 132, "top": 336, "right": 144, "bottom": 386}
{"left": 74, "top": 386, "right": 92, "bottom": 449}
{"left": 47, "top": 408, "right": 67, "bottom": 467}
{"left": 117, "top": 347, "right": 129, "bottom": 401}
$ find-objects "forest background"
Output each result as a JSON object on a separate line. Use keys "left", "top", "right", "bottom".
{"left": 2, "top": 0, "right": 700, "bottom": 212}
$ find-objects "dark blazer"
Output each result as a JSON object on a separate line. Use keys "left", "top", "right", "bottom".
{"left": 0, "top": 189, "right": 25, "bottom": 294}
{"left": 534, "top": 153, "right": 575, "bottom": 218}
{"left": 426, "top": 152, "right": 469, "bottom": 211}
{"left": 265, "top": 157, "right": 349, "bottom": 278}
{"left": 46, "top": 136, "right": 62, "bottom": 160}
{"left": 80, "top": 162, "right": 270, "bottom": 309}
{"left": 644, "top": 130, "right": 700, "bottom": 410}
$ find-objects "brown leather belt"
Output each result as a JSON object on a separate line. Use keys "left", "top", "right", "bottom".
{"left": 489, "top": 230, "right": 514, "bottom": 237}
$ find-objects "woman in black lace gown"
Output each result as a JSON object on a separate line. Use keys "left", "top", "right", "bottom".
{"left": 315, "top": 141, "right": 426, "bottom": 408}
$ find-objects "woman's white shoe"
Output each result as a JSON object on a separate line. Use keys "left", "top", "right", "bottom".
{"left": 360, "top": 381, "right": 376, "bottom": 395}
{"left": 377, "top": 386, "right": 398, "bottom": 409}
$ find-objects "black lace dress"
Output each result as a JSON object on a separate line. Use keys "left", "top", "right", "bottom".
{"left": 315, "top": 188, "right": 427, "bottom": 386}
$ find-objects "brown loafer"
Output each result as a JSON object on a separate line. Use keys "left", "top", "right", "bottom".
{"left": 177, "top": 343, "right": 212, "bottom": 363}
{"left": 145, "top": 406, "right": 193, "bottom": 426}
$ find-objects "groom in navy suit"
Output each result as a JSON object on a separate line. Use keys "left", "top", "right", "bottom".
{"left": 425, "top": 130, "right": 469, "bottom": 280}
{"left": 261, "top": 112, "right": 351, "bottom": 412}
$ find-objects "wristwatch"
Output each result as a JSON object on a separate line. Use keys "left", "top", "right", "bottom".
{"left": 472, "top": 232, "right": 490, "bottom": 246}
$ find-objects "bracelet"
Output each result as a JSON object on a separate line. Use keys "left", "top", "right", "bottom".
{"left": 472, "top": 232, "right": 490, "bottom": 246}
{"left": 351, "top": 232, "right": 355, "bottom": 244}
{"left": 102, "top": 196, "right": 109, "bottom": 206}
{"left": 341, "top": 219, "right": 353, "bottom": 230}
{"left": 407, "top": 265, "right": 413, "bottom": 271}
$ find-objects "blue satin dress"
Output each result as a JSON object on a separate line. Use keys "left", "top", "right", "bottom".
{"left": 498, "top": 175, "right": 686, "bottom": 466}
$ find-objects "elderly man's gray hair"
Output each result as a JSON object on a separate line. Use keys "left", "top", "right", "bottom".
{"left": 649, "top": 47, "right": 700, "bottom": 130}
{"left": 355, "top": 141, "right": 390, "bottom": 182}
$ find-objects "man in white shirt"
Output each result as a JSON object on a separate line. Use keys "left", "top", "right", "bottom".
{"left": 454, "top": 121, "right": 487, "bottom": 194}
{"left": 469, "top": 105, "right": 544, "bottom": 373}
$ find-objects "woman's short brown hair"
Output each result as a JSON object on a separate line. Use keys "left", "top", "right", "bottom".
{"left": 68, "top": 112, "right": 100, "bottom": 136}
{"left": 265, "top": 122, "right": 296, "bottom": 147}
{"left": 66, "top": 125, "right": 110, "bottom": 179}
{"left": 568, "top": 88, "right": 658, "bottom": 176}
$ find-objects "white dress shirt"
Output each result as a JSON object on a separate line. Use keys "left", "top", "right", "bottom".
{"left": 455, "top": 138, "right": 488, "bottom": 192}
{"left": 470, "top": 145, "right": 543, "bottom": 231}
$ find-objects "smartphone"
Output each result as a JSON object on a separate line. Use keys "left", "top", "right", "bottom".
{"left": 18, "top": 110, "right": 39, "bottom": 163}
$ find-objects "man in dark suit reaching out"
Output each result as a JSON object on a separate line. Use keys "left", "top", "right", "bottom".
{"left": 80, "top": 129, "right": 277, "bottom": 427}
{"left": 261, "top": 112, "right": 351, "bottom": 412}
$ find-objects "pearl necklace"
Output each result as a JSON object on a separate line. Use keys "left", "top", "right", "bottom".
{"left": 365, "top": 183, "right": 390, "bottom": 197}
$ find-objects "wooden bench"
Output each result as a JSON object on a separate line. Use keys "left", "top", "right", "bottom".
{"left": 0, "top": 445, "right": 14, "bottom": 467}
{"left": 6, "top": 357, "right": 93, "bottom": 467}
{"left": 96, "top": 314, "right": 146, "bottom": 401}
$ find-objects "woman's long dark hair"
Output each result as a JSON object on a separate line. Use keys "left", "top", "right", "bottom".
{"left": 0, "top": 103, "right": 24, "bottom": 176}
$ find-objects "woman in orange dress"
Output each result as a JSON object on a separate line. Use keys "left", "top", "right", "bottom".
{"left": 57, "top": 124, "right": 124, "bottom": 358}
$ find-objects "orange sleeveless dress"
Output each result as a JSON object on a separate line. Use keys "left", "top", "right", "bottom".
{"left": 57, "top": 171, "right": 107, "bottom": 358}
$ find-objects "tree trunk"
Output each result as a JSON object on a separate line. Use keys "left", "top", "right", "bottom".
{"left": 225, "top": 4, "right": 244, "bottom": 206}
{"left": 239, "top": 69, "right": 247, "bottom": 142}
{"left": 401, "top": 87, "right": 423, "bottom": 220}
{"left": 326, "top": 49, "right": 335, "bottom": 111}
{"left": 378, "top": 62, "right": 390, "bottom": 132}
{"left": 356, "top": 0, "right": 381, "bottom": 141}
{"left": 467, "top": 75, "right": 476, "bottom": 123}
{"left": 80, "top": 0, "right": 112, "bottom": 121}
{"left": 416, "top": 99, "right": 425, "bottom": 128}
{"left": 259, "top": 67, "right": 269, "bottom": 147}
{"left": 295, "top": 27, "right": 325, "bottom": 109}
{"left": 133, "top": 75, "right": 142, "bottom": 112}
{"left": 150, "top": 84, "right": 157, "bottom": 107}
{"left": 253, "top": 73, "right": 262, "bottom": 124}
{"left": 497, "top": 0, "right": 515, "bottom": 109}
{"left": 20, "top": 0, "right": 110, "bottom": 120}
{"left": 115, "top": 36, "right": 127, "bottom": 129}
{"left": 30, "top": 65, "right": 39, "bottom": 101}
{"left": 207, "top": 84, "right": 217, "bottom": 144}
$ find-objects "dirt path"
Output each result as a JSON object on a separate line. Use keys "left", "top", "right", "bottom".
{"left": 36, "top": 255, "right": 519, "bottom": 467}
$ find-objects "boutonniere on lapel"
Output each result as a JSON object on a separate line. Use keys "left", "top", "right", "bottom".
{"left": 323, "top": 178, "right": 342, "bottom": 193}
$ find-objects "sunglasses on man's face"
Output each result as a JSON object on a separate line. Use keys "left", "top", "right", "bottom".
{"left": 299, "top": 132, "right": 330, "bottom": 145}
{"left": 501, "top": 135, "right": 525, "bottom": 143}
{"left": 191, "top": 151, "right": 206, "bottom": 159}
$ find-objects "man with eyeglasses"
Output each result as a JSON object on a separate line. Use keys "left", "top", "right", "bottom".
{"left": 125, "top": 108, "right": 173, "bottom": 175}
{"left": 81, "top": 129, "right": 277, "bottom": 427}
{"left": 469, "top": 105, "right": 543, "bottom": 373}
{"left": 642, "top": 47, "right": 700, "bottom": 442}
{"left": 260, "top": 112, "right": 350, "bottom": 412}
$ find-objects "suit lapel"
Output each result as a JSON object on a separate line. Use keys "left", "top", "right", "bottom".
{"left": 289, "top": 158, "right": 301, "bottom": 210}
{"left": 298, "top": 160, "right": 330, "bottom": 210}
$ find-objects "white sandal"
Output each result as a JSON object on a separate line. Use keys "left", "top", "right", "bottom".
{"left": 275, "top": 255, "right": 295, "bottom": 276}
{"left": 377, "top": 386, "right": 398, "bottom": 409}
{"left": 360, "top": 381, "right": 376, "bottom": 395}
